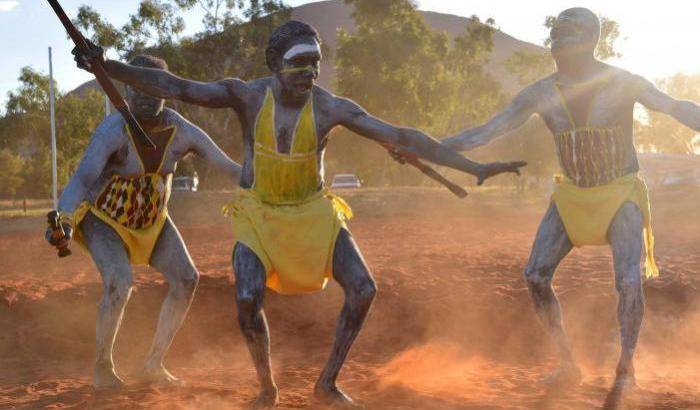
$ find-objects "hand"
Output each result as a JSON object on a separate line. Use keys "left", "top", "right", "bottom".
{"left": 71, "top": 39, "right": 105, "bottom": 73}
{"left": 388, "top": 147, "right": 407, "bottom": 164}
{"left": 477, "top": 161, "right": 528, "bottom": 185}
{"left": 45, "top": 222, "right": 73, "bottom": 249}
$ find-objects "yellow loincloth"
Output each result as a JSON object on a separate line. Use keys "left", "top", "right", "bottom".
{"left": 71, "top": 201, "right": 168, "bottom": 265}
{"left": 223, "top": 188, "right": 352, "bottom": 295}
{"left": 552, "top": 172, "right": 658, "bottom": 278}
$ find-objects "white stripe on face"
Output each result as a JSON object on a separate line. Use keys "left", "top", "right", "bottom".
{"left": 283, "top": 41, "right": 321, "bottom": 61}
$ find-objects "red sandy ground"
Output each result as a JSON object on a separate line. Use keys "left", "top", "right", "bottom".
{"left": 1, "top": 188, "right": 699, "bottom": 409}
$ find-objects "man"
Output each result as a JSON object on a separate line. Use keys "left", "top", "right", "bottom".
{"left": 440, "top": 8, "right": 700, "bottom": 390}
{"left": 73, "top": 21, "right": 524, "bottom": 408}
{"left": 46, "top": 55, "right": 242, "bottom": 388}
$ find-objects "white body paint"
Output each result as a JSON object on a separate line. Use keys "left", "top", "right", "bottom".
{"left": 283, "top": 41, "right": 321, "bottom": 60}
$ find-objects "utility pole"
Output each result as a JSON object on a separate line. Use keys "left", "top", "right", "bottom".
{"left": 49, "top": 47, "right": 58, "bottom": 208}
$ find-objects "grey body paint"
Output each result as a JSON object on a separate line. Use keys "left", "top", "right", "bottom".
{"left": 56, "top": 107, "right": 241, "bottom": 387}
{"left": 525, "top": 202, "right": 643, "bottom": 387}
{"left": 58, "top": 108, "right": 241, "bottom": 215}
{"left": 233, "top": 229, "right": 376, "bottom": 408}
{"left": 442, "top": 7, "right": 700, "bottom": 390}
{"left": 81, "top": 28, "right": 525, "bottom": 407}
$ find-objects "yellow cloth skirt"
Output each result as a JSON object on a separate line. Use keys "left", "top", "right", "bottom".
{"left": 72, "top": 201, "right": 168, "bottom": 265}
{"left": 223, "top": 188, "right": 353, "bottom": 295}
{"left": 552, "top": 173, "right": 658, "bottom": 278}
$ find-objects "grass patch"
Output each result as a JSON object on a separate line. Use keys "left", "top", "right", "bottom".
{"left": 0, "top": 208, "right": 52, "bottom": 219}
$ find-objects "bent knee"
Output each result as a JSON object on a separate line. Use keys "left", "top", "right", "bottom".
{"left": 169, "top": 268, "right": 199, "bottom": 296}
{"left": 350, "top": 277, "right": 377, "bottom": 305}
{"left": 524, "top": 263, "right": 554, "bottom": 289}
{"left": 103, "top": 277, "right": 132, "bottom": 302}
{"left": 181, "top": 270, "right": 200, "bottom": 293}
{"left": 236, "top": 288, "right": 264, "bottom": 313}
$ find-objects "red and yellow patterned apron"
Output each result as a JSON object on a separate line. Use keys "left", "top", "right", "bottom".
{"left": 72, "top": 124, "right": 176, "bottom": 265}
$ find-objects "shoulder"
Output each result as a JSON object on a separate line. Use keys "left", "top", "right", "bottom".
{"left": 514, "top": 75, "right": 555, "bottom": 105}
{"left": 530, "top": 75, "right": 557, "bottom": 94}
{"left": 216, "top": 77, "right": 250, "bottom": 95}
{"left": 213, "top": 77, "right": 267, "bottom": 107}
{"left": 92, "top": 113, "right": 127, "bottom": 141}
{"left": 239, "top": 77, "right": 277, "bottom": 109}
{"left": 162, "top": 108, "right": 206, "bottom": 138}
{"left": 162, "top": 107, "right": 189, "bottom": 125}
{"left": 312, "top": 86, "right": 363, "bottom": 116}
{"left": 246, "top": 77, "right": 275, "bottom": 95}
{"left": 604, "top": 66, "right": 654, "bottom": 99}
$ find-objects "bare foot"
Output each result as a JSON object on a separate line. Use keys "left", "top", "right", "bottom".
{"left": 613, "top": 365, "right": 637, "bottom": 390}
{"left": 93, "top": 361, "right": 125, "bottom": 389}
{"left": 540, "top": 363, "right": 582, "bottom": 387}
{"left": 251, "top": 385, "right": 279, "bottom": 409}
{"left": 140, "top": 363, "right": 184, "bottom": 386}
{"left": 477, "top": 161, "right": 527, "bottom": 185}
{"left": 603, "top": 367, "right": 637, "bottom": 410}
{"left": 314, "top": 382, "right": 364, "bottom": 409}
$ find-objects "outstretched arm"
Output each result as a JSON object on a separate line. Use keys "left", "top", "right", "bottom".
{"left": 74, "top": 43, "right": 247, "bottom": 109}
{"left": 58, "top": 115, "right": 124, "bottom": 215}
{"left": 336, "top": 97, "right": 525, "bottom": 182}
{"left": 177, "top": 114, "right": 242, "bottom": 187}
{"left": 635, "top": 76, "right": 700, "bottom": 132}
{"left": 442, "top": 86, "right": 539, "bottom": 152}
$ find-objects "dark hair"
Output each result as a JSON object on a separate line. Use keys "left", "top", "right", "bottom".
{"left": 266, "top": 20, "right": 321, "bottom": 70}
{"left": 129, "top": 55, "right": 168, "bottom": 70}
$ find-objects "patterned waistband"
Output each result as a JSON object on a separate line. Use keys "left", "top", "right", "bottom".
{"left": 554, "top": 126, "right": 636, "bottom": 188}
{"left": 95, "top": 173, "right": 171, "bottom": 229}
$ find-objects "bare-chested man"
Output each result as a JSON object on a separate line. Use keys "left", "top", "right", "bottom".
{"left": 73, "top": 20, "right": 524, "bottom": 408}
{"left": 46, "top": 55, "right": 242, "bottom": 388}
{"left": 441, "top": 8, "right": 700, "bottom": 390}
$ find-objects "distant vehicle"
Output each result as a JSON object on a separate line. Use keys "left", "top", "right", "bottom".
{"left": 331, "top": 173, "right": 362, "bottom": 189}
{"left": 638, "top": 153, "right": 700, "bottom": 189}
{"left": 172, "top": 173, "right": 199, "bottom": 192}
{"left": 660, "top": 170, "right": 699, "bottom": 187}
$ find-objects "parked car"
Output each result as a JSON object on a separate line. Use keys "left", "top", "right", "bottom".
{"left": 172, "top": 173, "right": 199, "bottom": 192}
{"left": 638, "top": 153, "right": 700, "bottom": 189}
{"left": 331, "top": 173, "right": 362, "bottom": 189}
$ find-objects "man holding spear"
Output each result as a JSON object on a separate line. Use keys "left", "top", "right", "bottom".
{"left": 46, "top": 54, "right": 243, "bottom": 388}
{"left": 71, "top": 19, "right": 525, "bottom": 408}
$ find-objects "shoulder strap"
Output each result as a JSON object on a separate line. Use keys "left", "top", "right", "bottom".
{"left": 126, "top": 124, "right": 176, "bottom": 174}
{"left": 254, "top": 88, "right": 277, "bottom": 151}
{"left": 553, "top": 83, "right": 577, "bottom": 130}
{"left": 290, "top": 94, "right": 317, "bottom": 154}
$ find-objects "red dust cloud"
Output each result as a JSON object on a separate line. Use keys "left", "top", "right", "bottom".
{"left": 1, "top": 189, "right": 699, "bottom": 409}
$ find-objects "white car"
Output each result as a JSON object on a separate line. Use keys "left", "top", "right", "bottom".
{"left": 172, "top": 174, "right": 199, "bottom": 192}
{"left": 331, "top": 173, "right": 362, "bottom": 189}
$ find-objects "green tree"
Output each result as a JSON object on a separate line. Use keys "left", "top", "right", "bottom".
{"left": 333, "top": 0, "right": 502, "bottom": 186}
{"left": 71, "top": 0, "right": 290, "bottom": 190}
{"left": 0, "top": 149, "right": 25, "bottom": 197}
{"left": 172, "top": 0, "right": 242, "bottom": 33}
{"left": 637, "top": 73, "right": 700, "bottom": 154}
{"left": 543, "top": 13, "right": 622, "bottom": 60}
{"left": 0, "top": 67, "right": 105, "bottom": 197}
{"left": 75, "top": 0, "right": 185, "bottom": 58}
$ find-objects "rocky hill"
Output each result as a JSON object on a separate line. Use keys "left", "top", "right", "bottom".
{"left": 71, "top": 0, "right": 546, "bottom": 97}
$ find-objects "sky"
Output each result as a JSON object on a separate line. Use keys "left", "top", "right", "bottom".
{"left": 1, "top": 0, "right": 699, "bottom": 108}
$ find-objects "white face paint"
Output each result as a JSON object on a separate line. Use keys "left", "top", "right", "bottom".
{"left": 283, "top": 41, "right": 321, "bottom": 61}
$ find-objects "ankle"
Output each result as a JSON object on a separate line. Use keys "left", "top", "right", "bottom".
{"left": 262, "top": 379, "right": 278, "bottom": 392}
{"left": 616, "top": 362, "right": 634, "bottom": 377}
{"left": 315, "top": 379, "right": 336, "bottom": 392}
{"left": 144, "top": 357, "right": 164, "bottom": 369}
{"left": 95, "top": 359, "right": 115, "bottom": 370}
